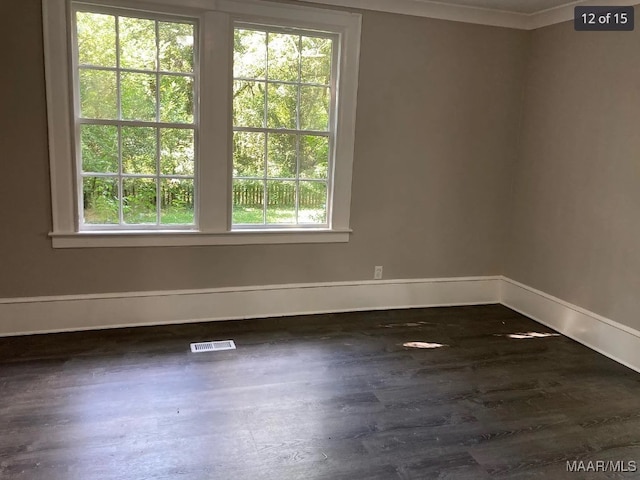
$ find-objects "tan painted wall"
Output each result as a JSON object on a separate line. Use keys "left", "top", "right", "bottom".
{"left": 0, "top": 2, "right": 527, "bottom": 297}
{"left": 505, "top": 22, "right": 640, "bottom": 331}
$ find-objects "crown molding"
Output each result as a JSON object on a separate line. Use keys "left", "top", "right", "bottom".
{"left": 296, "top": 0, "right": 529, "bottom": 29}
{"left": 295, "top": 0, "right": 640, "bottom": 30}
{"left": 529, "top": 0, "right": 640, "bottom": 29}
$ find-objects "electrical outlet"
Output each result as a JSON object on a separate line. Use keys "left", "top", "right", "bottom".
{"left": 374, "top": 266, "right": 383, "bottom": 280}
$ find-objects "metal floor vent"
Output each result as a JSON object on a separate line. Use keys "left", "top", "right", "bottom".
{"left": 190, "top": 340, "right": 236, "bottom": 353}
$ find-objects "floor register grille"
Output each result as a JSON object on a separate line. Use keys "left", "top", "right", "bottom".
{"left": 190, "top": 340, "right": 236, "bottom": 353}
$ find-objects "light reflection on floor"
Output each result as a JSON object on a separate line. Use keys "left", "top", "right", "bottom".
{"left": 500, "top": 332, "right": 561, "bottom": 339}
{"left": 402, "top": 342, "right": 448, "bottom": 349}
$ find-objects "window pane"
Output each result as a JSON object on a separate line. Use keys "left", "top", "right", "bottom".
{"left": 300, "top": 86, "right": 329, "bottom": 131}
{"left": 119, "top": 17, "right": 156, "bottom": 71}
{"left": 300, "top": 135, "right": 329, "bottom": 179}
{"left": 121, "top": 72, "right": 156, "bottom": 121}
{"left": 267, "top": 133, "right": 296, "bottom": 178}
{"left": 76, "top": 12, "right": 116, "bottom": 67}
{"left": 234, "top": 29, "right": 266, "bottom": 79}
{"left": 123, "top": 178, "right": 157, "bottom": 224}
{"left": 122, "top": 126, "right": 156, "bottom": 174}
{"left": 298, "top": 181, "right": 327, "bottom": 224}
{"left": 159, "top": 22, "right": 194, "bottom": 73}
{"left": 161, "top": 128, "right": 194, "bottom": 176}
{"left": 266, "top": 181, "right": 296, "bottom": 224}
{"left": 160, "top": 75, "right": 194, "bottom": 123}
{"left": 301, "top": 36, "right": 332, "bottom": 85}
{"left": 267, "top": 33, "right": 299, "bottom": 82}
{"left": 233, "top": 179, "right": 264, "bottom": 224}
{"left": 233, "top": 132, "right": 265, "bottom": 177}
{"left": 267, "top": 83, "right": 297, "bottom": 129}
{"left": 233, "top": 81, "right": 265, "bottom": 128}
{"left": 83, "top": 177, "right": 119, "bottom": 224}
{"left": 161, "top": 179, "right": 194, "bottom": 224}
{"left": 73, "top": 11, "right": 203, "bottom": 231}
{"left": 79, "top": 69, "right": 117, "bottom": 119}
{"left": 81, "top": 125, "right": 118, "bottom": 173}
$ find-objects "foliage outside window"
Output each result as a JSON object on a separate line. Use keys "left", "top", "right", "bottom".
{"left": 232, "top": 27, "right": 335, "bottom": 227}
{"left": 76, "top": 11, "right": 196, "bottom": 227}
{"left": 44, "top": 0, "right": 360, "bottom": 247}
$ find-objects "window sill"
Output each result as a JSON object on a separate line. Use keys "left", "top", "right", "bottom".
{"left": 49, "top": 229, "right": 352, "bottom": 248}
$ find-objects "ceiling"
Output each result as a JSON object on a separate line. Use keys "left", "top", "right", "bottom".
{"left": 423, "top": 0, "right": 584, "bottom": 15}
{"left": 297, "top": 0, "right": 640, "bottom": 29}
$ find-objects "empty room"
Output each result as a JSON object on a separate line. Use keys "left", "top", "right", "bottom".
{"left": 2, "top": 0, "right": 640, "bottom": 478}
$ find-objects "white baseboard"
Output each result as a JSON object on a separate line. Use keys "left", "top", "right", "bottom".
{"left": 500, "top": 277, "right": 640, "bottom": 374}
{"left": 0, "top": 276, "right": 500, "bottom": 337}
{"left": 4, "top": 275, "right": 640, "bottom": 376}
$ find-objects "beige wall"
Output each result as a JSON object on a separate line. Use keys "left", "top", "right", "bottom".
{"left": 0, "top": 2, "right": 527, "bottom": 297}
{"left": 505, "top": 22, "right": 640, "bottom": 331}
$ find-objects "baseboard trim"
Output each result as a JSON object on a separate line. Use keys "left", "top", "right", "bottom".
{"left": 4, "top": 275, "right": 640, "bottom": 376}
{"left": 500, "top": 277, "right": 640, "bottom": 374}
{"left": 0, "top": 276, "right": 500, "bottom": 337}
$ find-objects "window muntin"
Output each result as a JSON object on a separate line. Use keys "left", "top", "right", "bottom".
{"left": 232, "top": 26, "right": 336, "bottom": 227}
{"left": 73, "top": 8, "right": 197, "bottom": 228}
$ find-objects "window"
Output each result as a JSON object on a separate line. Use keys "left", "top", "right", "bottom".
{"left": 75, "top": 11, "right": 197, "bottom": 228}
{"left": 232, "top": 27, "right": 335, "bottom": 227}
{"left": 43, "top": 0, "right": 361, "bottom": 247}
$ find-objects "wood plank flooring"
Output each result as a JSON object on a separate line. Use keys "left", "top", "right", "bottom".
{"left": 1, "top": 305, "right": 640, "bottom": 479}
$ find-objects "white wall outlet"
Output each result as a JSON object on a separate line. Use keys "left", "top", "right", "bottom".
{"left": 374, "top": 266, "right": 383, "bottom": 280}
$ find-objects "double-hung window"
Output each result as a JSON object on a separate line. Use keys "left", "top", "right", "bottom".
{"left": 232, "top": 26, "right": 335, "bottom": 227}
{"left": 75, "top": 11, "right": 197, "bottom": 227}
{"left": 43, "top": 0, "right": 361, "bottom": 247}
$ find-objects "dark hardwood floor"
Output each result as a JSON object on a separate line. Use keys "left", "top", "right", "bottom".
{"left": 1, "top": 305, "right": 640, "bottom": 479}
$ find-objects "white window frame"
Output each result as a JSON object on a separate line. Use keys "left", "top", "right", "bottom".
{"left": 231, "top": 23, "right": 338, "bottom": 230}
{"left": 43, "top": 0, "right": 361, "bottom": 248}
{"left": 71, "top": 5, "right": 200, "bottom": 232}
